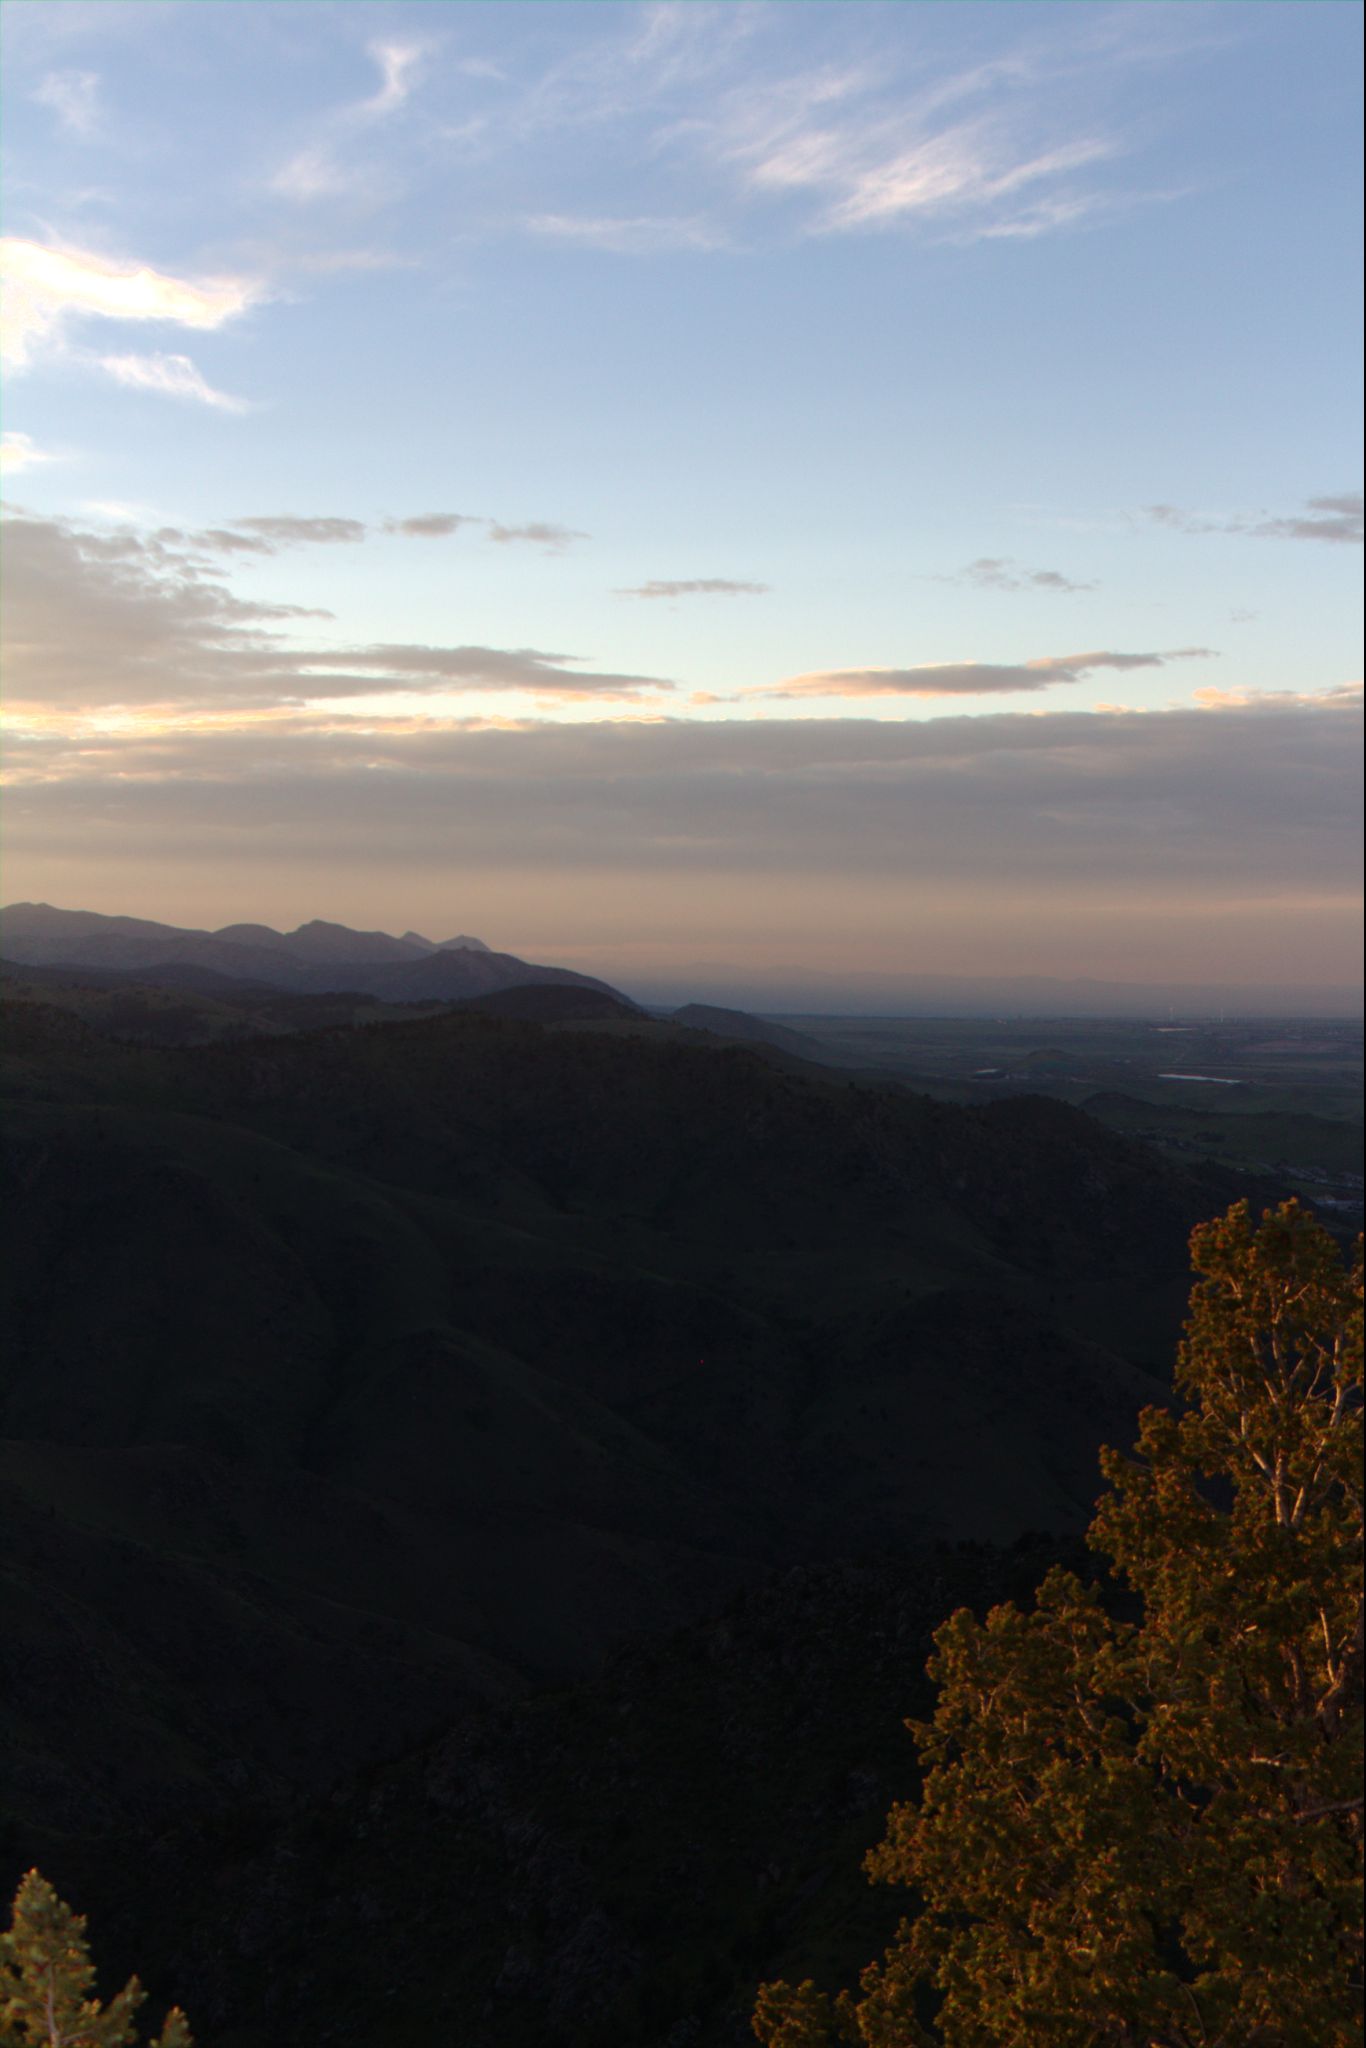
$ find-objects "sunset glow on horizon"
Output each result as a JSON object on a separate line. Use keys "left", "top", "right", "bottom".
{"left": 2, "top": 1, "right": 1361, "bottom": 994}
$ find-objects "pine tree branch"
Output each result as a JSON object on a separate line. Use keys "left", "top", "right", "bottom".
{"left": 1317, "top": 1601, "right": 1365, "bottom": 1737}
{"left": 1291, "top": 1797, "right": 1364, "bottom": 1824}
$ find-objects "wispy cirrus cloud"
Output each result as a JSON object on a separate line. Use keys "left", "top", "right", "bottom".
{"left": 0, "top": 431, "right": 61, "bottom": 475}
{"left": 625, "top": 2, "right": 765, "bottom": 92}
{"left": 32, "top": 68, "right": 100, "bottom": 139}
{"left": 270, "top": 36, "right": 432, "bottom": 203}
{"left": 269, "top": 145, "right": 369, "bottom": 205}
{"left": 477, "top": 8, "right": 1148, "bottom": 252}
{"left": 363, "top": 39, "right": 429, "bottom": 118}
{"left": 523, "top": 213, "right": 726, "bottom": 254}
{"left": 0, "top": 235, "right": 262, "bottom": 378}
{"left": 618, "top": 578, "right": 770, "bottom": 600}
{"left": 945, "top": 558, "right": 1095, "bottom": 594}
{"left": 1147, "top": 494, "right": 1364, "bottom": 545}
{"left": 684, "top": 26, "right": 1138, "bottom": 244}
{"left": 98, "top": 350, "right": 251, "bottom": 412}
{"left": 761, "top": 647, "right": 1214, "bottom": 700}
{"left": 750, "top": 116, "right": 1114, "bottom": 238}
{"left": 265, "top": 246, "right": 417, "bottom": 278}
{"left": 503, "top": 0, "right": 760, "bottom": 143}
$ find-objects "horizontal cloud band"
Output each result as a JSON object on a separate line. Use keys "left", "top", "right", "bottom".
{"left": 7, "top": 697, "right": 1360, "bottom": 898}
{"left": 763, "top": 648, "right": 1215, "bottom": 698}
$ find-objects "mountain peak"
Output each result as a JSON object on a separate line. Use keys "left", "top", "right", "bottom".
{"left": 0, "top": 902, "right": 616, "bottom": 1003}
{"left": 272, "top": 920, "right": 427, "bottom": 964}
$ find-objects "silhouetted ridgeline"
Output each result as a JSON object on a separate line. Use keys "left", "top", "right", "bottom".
{"left": 0, "top": 901, "right": 618, "bottom": 1002}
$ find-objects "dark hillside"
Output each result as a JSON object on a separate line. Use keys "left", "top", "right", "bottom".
{"left": 98, "top": 1540, "right": 1082, "bottom": 2048}
{"left": 0, "top": 1000, "right": 1283, "bottom": 2040}
{"left": 0, "top": 960, "right": 454, "bottom": 1046}
{"left": 0, "top": 960, "right": 641, "bottom": 1045}
{"left": 670, "top": 1003, "right": 858, "bottom": 1067}
{"left": 455, "top": 983, "right": 642, "bottom": 1023}
{"left": 351, "top": 948, "right": 626, "bottom": 1004}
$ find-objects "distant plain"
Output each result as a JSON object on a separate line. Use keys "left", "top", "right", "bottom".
{"left": 776, "top": 1014, "right": 1362, "bottom": 1197}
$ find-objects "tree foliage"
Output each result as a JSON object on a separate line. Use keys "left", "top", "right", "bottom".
{"left": 0, "top": 1871, "right": 191, "bottom": 2048}
{"left": 755, "top": 1200, "right": 1363, "bottom": 2047}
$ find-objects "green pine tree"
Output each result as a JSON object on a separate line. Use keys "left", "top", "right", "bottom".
{"left": 755, "top": 1199, "right": 1364, "bottom": 2047}
{"left": 0, "top": 1871, "right": 191, "bottom": 2048}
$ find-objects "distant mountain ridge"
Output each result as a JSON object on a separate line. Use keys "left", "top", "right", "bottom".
{"left": 2, "top": 902, "right": 490, "bottom": 963}
{"left": 0, "top": 903, "right": 627, "bottom": 1006}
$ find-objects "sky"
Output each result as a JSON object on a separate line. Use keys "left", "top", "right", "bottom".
{"left": 1, "top": 0, "right": 1361, "bottom": 998}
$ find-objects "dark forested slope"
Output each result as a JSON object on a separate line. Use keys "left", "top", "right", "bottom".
{"left": 0, "top": 998, "right": 1281, "bottom": 2041}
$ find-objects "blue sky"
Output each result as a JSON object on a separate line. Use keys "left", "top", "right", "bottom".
{"left": 1, "top": 1, "right": 1361, "bottom": 989}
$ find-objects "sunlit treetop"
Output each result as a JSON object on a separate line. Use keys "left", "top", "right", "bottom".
{"left": 755, "top": 1200, "right": 1364, "bottom": 2048}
